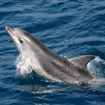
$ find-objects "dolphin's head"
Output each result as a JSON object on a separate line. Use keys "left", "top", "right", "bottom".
{"left": 5, "top": 26, "right": 60, "bottom": 72}
{"left": 5, "top": 26, "right": 60, "bottom": 76}
{"left": 5, "top": 26, "right": 40, "bottom": 57}
{"left": 5, "top": 26, "right": 47, "bottom": 75}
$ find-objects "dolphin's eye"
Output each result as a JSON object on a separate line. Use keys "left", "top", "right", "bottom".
{"left": 19, "top": 39, "right": 23, "bottom": 43}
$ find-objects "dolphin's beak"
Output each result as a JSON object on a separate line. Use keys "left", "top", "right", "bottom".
{"left": 5, "top": 26, "right": 23, "bottom": 54}
{"left": 5, "top": 26, "right": 16, "bottom": 38}
{"left": 5, "top": 26, "right": 13, "bottom": 33}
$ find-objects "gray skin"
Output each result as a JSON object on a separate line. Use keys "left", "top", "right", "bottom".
{"left": 5, "top": 26, "right": 96, "bottom": 84}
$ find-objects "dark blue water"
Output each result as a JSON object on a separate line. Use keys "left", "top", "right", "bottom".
{"left": 1, "top": 0, "right": 105, "bottom": 105}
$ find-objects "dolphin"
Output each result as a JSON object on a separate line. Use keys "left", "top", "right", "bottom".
{"left": 5, "top": 26, "right": 97, "bottom": 85}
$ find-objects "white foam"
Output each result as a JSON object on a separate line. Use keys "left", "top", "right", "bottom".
{"left": 94, "top": 56, "right": 103, "bottom": 62}
{"left": 15, "top": 54, "right": 33, "bottom": 76}
{"left": 87, "top": 56, "right": 105, "bottom": 77}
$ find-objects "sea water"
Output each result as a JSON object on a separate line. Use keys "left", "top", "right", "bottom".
{"left": 0, "top": 0, "right": 105, "bottom": 105}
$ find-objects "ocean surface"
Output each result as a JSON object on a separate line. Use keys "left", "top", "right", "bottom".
{"left": 0, "top": 0, "right": 105, "bottom": 105}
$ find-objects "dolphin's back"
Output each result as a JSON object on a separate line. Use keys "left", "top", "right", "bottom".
{"left": 40, "top": 55, "right": 95, "bottom": 84}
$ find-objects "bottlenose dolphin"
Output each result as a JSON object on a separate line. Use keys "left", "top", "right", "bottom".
{"left": 5, "top": 26, "right": 97, "bottom": 85}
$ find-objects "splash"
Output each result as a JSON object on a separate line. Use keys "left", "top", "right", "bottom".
{"left": 15, "top": 54, "right": 33, "bottom": 76}
{"left": 87, "top": 56, "right": 105, "bottom": 78}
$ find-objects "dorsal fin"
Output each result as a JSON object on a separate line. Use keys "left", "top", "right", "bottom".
{"left": 68, "top": 55, "right": 95, "bottom": 70}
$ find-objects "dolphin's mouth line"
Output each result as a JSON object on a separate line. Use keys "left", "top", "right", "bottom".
{"left": 5, "top": 26, "right": 23, "bottom": 54}
{"left": 5, "top": 26, "right": 16, "bottom": 37}
{"left": 5, "top": 26, "right": 13, "bottom": 33}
